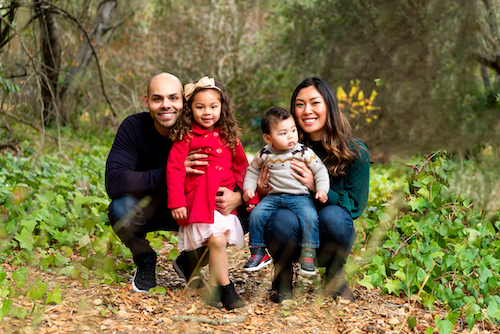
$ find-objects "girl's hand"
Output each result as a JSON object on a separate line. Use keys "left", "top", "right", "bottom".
{"left": 185, "top": 148, "right": 209, "bottom": 175}
{"left": 246, "top": 204, "right": 255, "bottom": 212}
{"left": 216, "top": 187, "right": 243, "bottom": 215}
{"left": 243, "top": 189, "right": 255, "bottom": 202}
{"left": 315, "top": 189, "right": 328, "bottom": 203}
{"left": 172, "top": 207, "right": 187, "bottom": 220}
{"left": 256, "top": 166, "right": 272, "bottom": 198}
{"left": 291, "top": 159, "right": 315, "bottom": 192}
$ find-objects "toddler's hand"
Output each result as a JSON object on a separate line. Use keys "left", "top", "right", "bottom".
{"left": 172, "top": 207, "right": 187, "bottom": 220}
{"left": 316, "top": 190, "right": 328, "bottom": 203}
{"left": 246, "top": 204, "right": 255, "bottom": 212}
{"left": 243, "top": 189, "right": 255, "bottom": 202}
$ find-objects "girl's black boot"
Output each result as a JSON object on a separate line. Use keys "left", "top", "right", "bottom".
{"left": 220, "top": 282, "right": 244, "bottom": 310}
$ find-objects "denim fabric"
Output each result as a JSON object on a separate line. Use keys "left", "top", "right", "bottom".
{"left": 249, "top": 194, "right": 319, "bottom": 249}
{"left": 108, "top": 195, "right": 178, "bottom": 257}
{"left": 263, "top": 205, "right": 355, "bottom": 284}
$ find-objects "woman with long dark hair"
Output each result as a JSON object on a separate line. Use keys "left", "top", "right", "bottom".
{"left": 258, "top": 77, "right": 370, "bottom": 302}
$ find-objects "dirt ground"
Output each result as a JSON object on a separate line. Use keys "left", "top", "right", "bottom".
{"left": 1, "top": 239, "right": 499, "bottom": 334}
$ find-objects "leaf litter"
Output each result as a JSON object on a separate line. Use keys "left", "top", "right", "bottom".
{"left": 0, "top": 237, "right": 499, "bottom": 334}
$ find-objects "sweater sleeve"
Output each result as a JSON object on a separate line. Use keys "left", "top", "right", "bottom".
{"left": 242, "top": 153, "right": 262, "bottom": 192}
{"left": 303, "top": 148, "right": 330, "bottom": 193}
{"left": 105, "top": 117, "right": 166, "bottom": 199}
{"left": 327, "top": 143, "right": 370, "bottom": 219}
{"left": 166, "top": 137, "right": 190, "bottom": 209}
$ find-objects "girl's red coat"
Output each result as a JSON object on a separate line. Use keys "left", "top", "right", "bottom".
{"left": 167, "top": 123, "right": 248, "bottom": 226}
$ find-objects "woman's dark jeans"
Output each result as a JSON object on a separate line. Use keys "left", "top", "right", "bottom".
{"left": 264, "top": 205, "right": 355, "bottom": 294}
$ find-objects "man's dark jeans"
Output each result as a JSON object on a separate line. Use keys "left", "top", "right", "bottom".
{"left": 108, "top": 195, "right": 207, "bottom": 273}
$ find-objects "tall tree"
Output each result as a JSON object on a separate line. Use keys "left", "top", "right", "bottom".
{"left": 0, "top": 0, "right": 117, "bottom": 126}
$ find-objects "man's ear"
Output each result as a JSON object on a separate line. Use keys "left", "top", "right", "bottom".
{"left": 144, "top": 94, "right": 149, "bottom": 109}
{"left": 263, "top": 134, "right": 272, "bottom": 145}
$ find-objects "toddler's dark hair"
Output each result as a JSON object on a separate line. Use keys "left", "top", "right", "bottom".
{"left": 261, "top": 107, "right": 292, "bottom": 134}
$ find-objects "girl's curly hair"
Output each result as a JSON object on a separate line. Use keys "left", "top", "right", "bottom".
{"left": 169, "top": 80, "right": 241, "bottom": 151}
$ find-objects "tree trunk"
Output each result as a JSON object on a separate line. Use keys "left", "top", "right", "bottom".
{"left": 481, "top": 64, "right": 491, "bottom": 91}
{"left": 59, "top": 0, "right": 117, "bottom": 103}
{"left": 37, "top": 1, "right": 61, "bottom": 125}
{"left": 0, "top": 1, "right": 20, "bottom": 50}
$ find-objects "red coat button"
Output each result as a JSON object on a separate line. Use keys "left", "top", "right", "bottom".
{"left": 213, "top": 131, "right": 219, "bottom": 137}
{"left": 203, "top": 134, "right": 209, "bottom": 139}
{"left": 216, "top": 165, "right": 223, "bottom": 171}
{"left": 216, "top": 148, "right": 223, "bottom": 154}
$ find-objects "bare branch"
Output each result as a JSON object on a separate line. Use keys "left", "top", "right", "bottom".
{"left": 473, "top": 52, "right": 500, "bottom": 75}
{"left": 42, "top": 0, "right": 117, "bottom": 118}
{"left": 477, "top": 20, "right": 500, "bottom": 54}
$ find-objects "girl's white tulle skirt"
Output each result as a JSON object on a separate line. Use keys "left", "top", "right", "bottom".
{"left": 178, "top": 211, "right": 245, "bottom": 251}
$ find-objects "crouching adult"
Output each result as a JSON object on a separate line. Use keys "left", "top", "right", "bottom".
{"left": 105, "top": 73, "right": 245, "bottom": 292}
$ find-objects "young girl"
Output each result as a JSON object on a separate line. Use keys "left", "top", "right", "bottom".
{"left": 166, "top": 76, "right": 248, "bottom": 310}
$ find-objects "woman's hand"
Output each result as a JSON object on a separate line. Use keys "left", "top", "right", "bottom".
{"left": 290, "top": 159, "right": 315, "bottom": 192}
{"left": 215, "top": 187, "right": 243, "bottom": 215}
{"left": 256, "top": 166, "right": 272, "bottom": 198}
{"left": 172, "top": 207, "right": 187, "bottom": 220}
{"left": 185, "top": 148, "right": 208, "bottom": 175}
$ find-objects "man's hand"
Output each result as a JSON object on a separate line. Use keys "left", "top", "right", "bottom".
{"left": 216, "top": 187, "right": 243, "bottom": 215}
{"left": 185, "top": 149, "right": 208, "bottom": 175}
{"left": 316, "top": 190, "right": 328, "bottom": 203}
{"left": 172, "top": 207, "right": 187, "bottom": 220}
{"left": 243, "top": 189, "right": 255, "bottom": 202}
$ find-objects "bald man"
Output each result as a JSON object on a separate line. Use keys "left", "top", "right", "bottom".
{"left": 105, "top": 73, "right": 244, "bottom": 293}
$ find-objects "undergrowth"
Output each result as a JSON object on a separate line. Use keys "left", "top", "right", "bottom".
{"left": 352, "top": 150, "right": 500, "bottom": 333}
{"left": 1, "top": 124, "right": 499, "bottom": 333}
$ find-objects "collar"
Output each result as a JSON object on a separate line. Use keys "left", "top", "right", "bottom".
{"left": 191, "top": 122, "right": 221, "bottom": 136}
{"left": 266, "top": 142, "right": 303, "bottom": 155}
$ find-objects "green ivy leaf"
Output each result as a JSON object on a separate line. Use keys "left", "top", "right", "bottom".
{"left": 12, "top": 267, "right": 28, "bottom": 287}
{"left": 59, "top": 265, "right": 76, "bottom": 276}
{"left": 79, "top": 234, "right": 91, "bottom": 248}
{"left": 407, "top": 317, "right": 417, "bottom": 329}
{"left": 435, "top": 316, "right": 453, "bottom": 334}
{"left": 0, "top": 269, "right": 6, "bottom": 284}
{"left": 168, "top": 249, "right": 179, "bottom": 261}
{"left": 358, "top": 275, "right": 374, "bottom": 289}
{"left": 14, "top": 227, "right": 35, "bottom": 252}
{"left": 46, "top": 286, "right": 62, "bottom": 305}
{"left": 407, "top": 196, "right": 430, "bottom": 214}
{"left": 384, "top": 278, "right": 403, "bottom": 295}
{"left": 26, "top": 281, "right": 48, "bottom": 300}
{"left": 150, "top": 286, "right": 166, "bottom": 295}
{"left": 487, "top": 300, "right": 500, "bottom": 320}
{"left": 1, "top": 299, "right": 13, "bottom": 317}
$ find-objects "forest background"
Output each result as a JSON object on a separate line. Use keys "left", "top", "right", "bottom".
{"left": 1, "top": 0, "right": 500, "bottom": 333}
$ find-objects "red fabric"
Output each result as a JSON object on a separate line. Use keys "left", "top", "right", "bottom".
{"left": 167, "top": 123, "right": 249, "bottom": 226}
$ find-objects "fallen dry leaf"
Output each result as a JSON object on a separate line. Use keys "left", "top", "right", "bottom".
{"left": 0, "top": 238, "right": 499, "bottom": 334}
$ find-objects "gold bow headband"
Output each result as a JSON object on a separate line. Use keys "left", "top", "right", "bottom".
{"left": 184, "top": 76, "right": 221, "bottom": 101}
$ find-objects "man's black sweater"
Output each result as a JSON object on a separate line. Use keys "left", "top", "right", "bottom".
{"left": 105, "top": 112, "right": 174, "bottom": 200}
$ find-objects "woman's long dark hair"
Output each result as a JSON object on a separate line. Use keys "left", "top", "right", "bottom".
{"left": 291, "top": 77, "right": 360, "bottom": 177}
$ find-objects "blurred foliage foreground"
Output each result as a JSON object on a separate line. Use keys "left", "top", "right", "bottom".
{"left": 0, "top": 128, "right": 500, "bottom": 333}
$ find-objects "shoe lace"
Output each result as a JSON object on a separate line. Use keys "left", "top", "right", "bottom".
{"left": 140, "top": 262, "right": 155, "bottom": 282}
